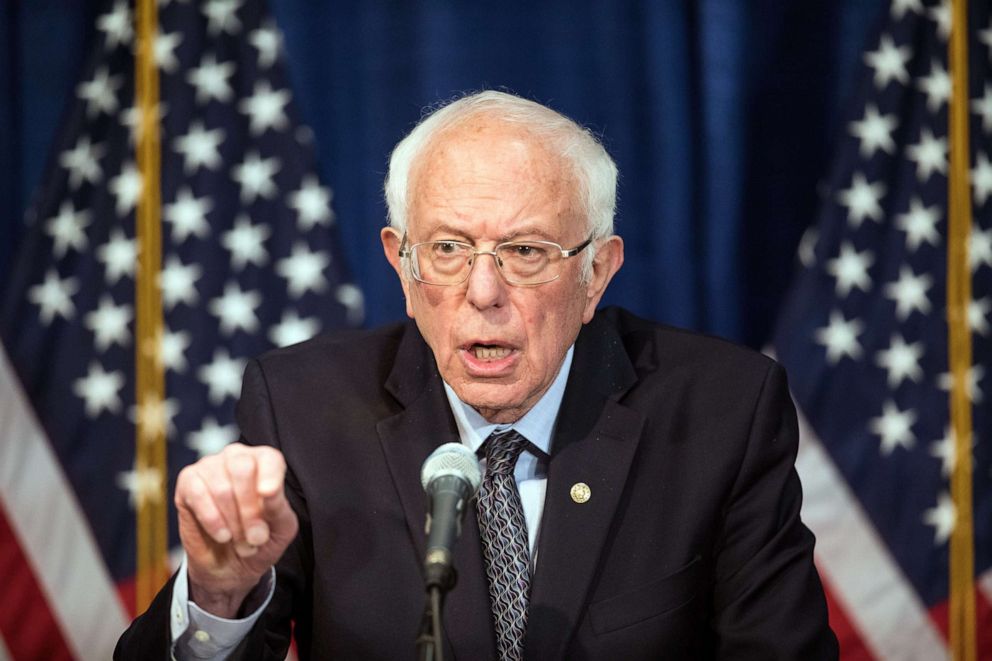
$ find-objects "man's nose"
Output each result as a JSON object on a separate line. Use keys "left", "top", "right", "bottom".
{"left": 464, "top": 251, "right": 507, "bottom": 309}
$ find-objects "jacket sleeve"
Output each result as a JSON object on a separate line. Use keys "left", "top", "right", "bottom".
{"left": 710, "top": 362, "right": 838, "bottom": 659}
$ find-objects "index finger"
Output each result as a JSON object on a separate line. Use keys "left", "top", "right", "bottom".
{"left": 253, "top": 445, "right": 286, "bottom": 498}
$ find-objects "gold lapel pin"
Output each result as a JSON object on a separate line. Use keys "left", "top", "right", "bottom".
{"left": 570, "top": 482, "right": 591, "bottom": 504}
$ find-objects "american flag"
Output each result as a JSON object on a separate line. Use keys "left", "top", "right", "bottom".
{"left": 772, "top": 0, "right": 992, "bottom": 658}
{"left": 0, "top": 0, "right": 362, "bottom": 658}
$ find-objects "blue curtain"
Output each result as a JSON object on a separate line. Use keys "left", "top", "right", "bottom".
{"left": 0, "top": 0, "right": 885, "bottom": 346}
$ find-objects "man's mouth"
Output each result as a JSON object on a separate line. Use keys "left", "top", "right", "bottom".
{"left": 470, "top": 344, "right": 513, "bottom": 360}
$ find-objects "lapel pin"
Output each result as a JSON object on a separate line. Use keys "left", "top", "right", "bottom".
{"left": 570, "top": 482, "right": 591, "bottom": 504}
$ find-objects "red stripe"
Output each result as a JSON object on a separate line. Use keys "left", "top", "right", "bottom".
{"left": 0, "top": 500, "right": 74, "bottom": 661}
{"left": 820, "top": 572, "right": 877, "bottom": 660}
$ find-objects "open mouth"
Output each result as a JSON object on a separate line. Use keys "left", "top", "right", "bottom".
{"left": 470, "top": 344, "right": 513, "bottom": 360}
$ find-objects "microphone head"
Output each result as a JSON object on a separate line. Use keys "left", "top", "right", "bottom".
{"left": 421, "top": 442, "right": 482, "bottom": 495}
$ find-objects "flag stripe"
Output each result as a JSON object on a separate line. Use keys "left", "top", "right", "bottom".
{"left": 794, "top": 407, "right": 948, "bottom": 660}
{"left": 0, "top": 347, "right": 129, "bottom": 659}
{"left": 0, "top": 633, "right": 12, "bottom": 661}
{"left": 0, "top": 502, "right": 74, "bottom": 661}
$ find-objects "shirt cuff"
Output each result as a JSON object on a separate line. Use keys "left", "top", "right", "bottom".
{"left": 170, "top": 554, "right": 276, "bottom": 660}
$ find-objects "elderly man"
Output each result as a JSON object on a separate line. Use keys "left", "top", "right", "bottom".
{"left": 117, "top": 91, "right": 837, "bottom": 659}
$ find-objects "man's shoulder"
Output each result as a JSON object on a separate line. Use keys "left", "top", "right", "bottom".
{"left": 593, "top": 306, "right": 779, "bottom": 384}
{"left": 251, "top": 321, "right": 411, "bottom": 382}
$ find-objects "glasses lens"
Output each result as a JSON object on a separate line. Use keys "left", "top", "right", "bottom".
{"left": 414, "top": 242, "right": 471, "bottom": 284}
{"left": 497, "top": 242, "right": 556, "bottom": 284}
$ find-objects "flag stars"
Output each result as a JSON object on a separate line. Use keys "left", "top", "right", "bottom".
{"left": 922, "top": 492, "right": 956, "bottom": 545}
{"left": 77, "top": 66, "right": 123, "bottom": 118}
{"left": 73, "top": 362, "right": 125, "bottom": 418}
{"left": 117, "top": 468, "right": 165, "bottom": 509}
{"left": 173, "top": 121, "right": 225, "bottom": 174}
{"left": 249, "top": 20, "right": 283, "bottom": 68}
{"left": 814, "top": 310, "right": 865, "bottom": 364}
{"left": 28, "top": 270, "right": 79, "bottom": 324}
{"left": 154, "top": 31, "right": 183, "bottom": 73}
{"left": 159, "top": 255, "right": 202, "bottom": 309}
{"left": 84, "top": 295, "right": 133, "bottom": 351}
{"left": 970, "top": 227, "right": 992, "bottom": 272}
{"left": 906, "top": 128, "right": 948, "bottom": 182}
{"left": 938, "top": 365, "right": 984, "bottom": 404}
{"left": 208, "top": 282, "right": 262, "bottom": 336}
{"left": 336, "top": 283, "right": 365, "bottom": 326}
{"left": 972, "top": 152, "right": 992, "bottom": 207}
{"left": 160, "top": 327, "right": 192, "bottom": 373}
{"left": 883, "top": 266, "right": 932, "bottom": 320}
{"left": 164, "top": 187, "right": 212, "bottom": 243}
{"left": 96, "top": 0, "right": 133, "bottom": 50}
{"left": 231, "top": 151, "right": 281, "bottom": 203}
{"left": 848, "top": 104, "right": 898, "bottom": 158}
{"left": 826, "top": 242, "right": 874, "bottom": 297}
{"left": 982, "top": 20, "right": 992, "bottom": 56}
{"left": 874, "top": 334, "right": 924, "bottom": 389}
{"left": 268, "top": 310, "right": 321, "bottom": 347}
{"left": 896, "top": 197, "right": 941, "bottom": 251}
{"left": 59, "top": 136, "right": 105, "bottom": 189}
{"left": 890, "top": 0, "right": 922, "bottom": 19}
{"left": 97, "top": 228, "right": 138, "bottom": 284}
{"left": 187, "top": 417, "right": 238, "bottom": 458}
{"left": 238, "top": 81, "right": 291, "bottom": 136}
{"left": 129, "top": 396, "right": 180, "bottom": 441}
{"left": 187, "top": 54, "right": 236, "bottom": 104}
{"left": 973, "top": 84, "right": 992, "bottom": 134}
{"left": 289, "top": 176, "right": 334, "bottom": 231}
{"left": 864, "top": 34, "right": 911, "bottom": 89}
{"left": 202, "top": 0, "right": 244, "bottom": 36}
{"left": 926, "top": 1, "right": 952, "bottom": 42}
{"left": 121, "top": 102, "right": 168, "bottom": 147}
{"left": 109, "top": 162, "right": 143, "bottom": 217}
{"left": 970, "top": 297, "right": 991, "bottom": 336}
{"left": 929, "top": 426, "right": 958, "bottom": 478}
{"left": 869, "top": 400, "right": 917, "bottom": 455}
{"left": 222, "top": 215, "right": 271, "bottom": 270}
{"left": 45, "top": 201, "right": 92, "bottom": 257}
{"left": 197, "top": 348, "right": 246, "bottom": 404}
{"left": 837, "top": 172, "right": 885, "bottom": 227}
{"left": 277, "top": 243, "right": 330, "bottom": 297}
{"left": 917, "top": 61, "right": 951, "bottom": 114}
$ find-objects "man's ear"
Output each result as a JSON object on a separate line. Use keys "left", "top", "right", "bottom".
{"left": 582, "top": 235, "right": 624, "bottom": 323}
{"left": 380, "top": 227, "right": 415, "bottom": 318}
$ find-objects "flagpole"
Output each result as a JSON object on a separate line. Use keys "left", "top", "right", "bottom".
{"left": 134, "top": 0, "right": 169, "bottom": 612}
{"left": 947, "top": 0, "right": 976, "bottom": 659}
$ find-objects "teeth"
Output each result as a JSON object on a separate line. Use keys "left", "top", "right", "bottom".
{"left": 473, "top": 345, "right": 511, "bottom": 360}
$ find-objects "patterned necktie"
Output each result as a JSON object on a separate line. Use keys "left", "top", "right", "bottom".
{"left": 477, "top": 429, "right": 531, "bottom": 661}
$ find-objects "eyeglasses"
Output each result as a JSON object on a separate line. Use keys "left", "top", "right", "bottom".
{"left": 398, "top": 233, "right": 593, "bottom": 286}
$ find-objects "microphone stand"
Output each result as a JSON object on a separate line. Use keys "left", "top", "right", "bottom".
{"left": 416, "top": 549, "right": 458, "bottom": 661}
{"left": 415, "top": 585, "right": 446, "bottom": 661}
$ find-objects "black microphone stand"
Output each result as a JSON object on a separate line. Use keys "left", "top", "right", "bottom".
{"left": 415, "top": 553, "right": 457, "bottom": 661}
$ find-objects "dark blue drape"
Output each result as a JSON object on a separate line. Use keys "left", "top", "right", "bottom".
{"left": 0, "top": 0, "right": 886, "bottom": 346}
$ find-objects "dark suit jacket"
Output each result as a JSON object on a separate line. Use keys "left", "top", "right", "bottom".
{"left": 117, "top": 307, "right": 837, "bottom": 660}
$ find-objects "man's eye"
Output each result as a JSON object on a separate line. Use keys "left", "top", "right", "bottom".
{"left": 508, "top": 244, "right": 545, "bottom": 259}
{"left": 434, "top": 242, "right": 461, "bottom": 255}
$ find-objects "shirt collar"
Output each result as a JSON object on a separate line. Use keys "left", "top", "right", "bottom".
{"left": 443, "top": 345, "right": 574, "bottom": 457}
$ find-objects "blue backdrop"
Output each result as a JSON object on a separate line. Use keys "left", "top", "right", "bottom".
{"left": 0, "top": 0, "right": 887, "bottom": 346}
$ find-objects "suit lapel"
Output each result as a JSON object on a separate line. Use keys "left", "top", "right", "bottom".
{"left": 376, "top": 323, "right": 497, "bottom": 660}
{"left": 525, "top": 314, "right": 646, "bottom": 660}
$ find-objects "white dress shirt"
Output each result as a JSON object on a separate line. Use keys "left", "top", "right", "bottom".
{"left": 170, "top": 346, "right": 574, "bottom": 659}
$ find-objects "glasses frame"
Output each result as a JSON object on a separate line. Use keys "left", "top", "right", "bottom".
{"left": 398, "top": 233, "right": 593, "bottom": 286}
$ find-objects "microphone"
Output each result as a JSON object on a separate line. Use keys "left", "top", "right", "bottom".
{"left": 420, "top": 442, "right": 482, "bottom": 592}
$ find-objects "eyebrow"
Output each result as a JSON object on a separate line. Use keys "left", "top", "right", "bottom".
{"left": 419, "top": 222, "right": 561, "bottom": 243}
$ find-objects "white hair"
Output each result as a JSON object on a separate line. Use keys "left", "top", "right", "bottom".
{"left": 384, "top": 91, "right": 618, "bottom": 278}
